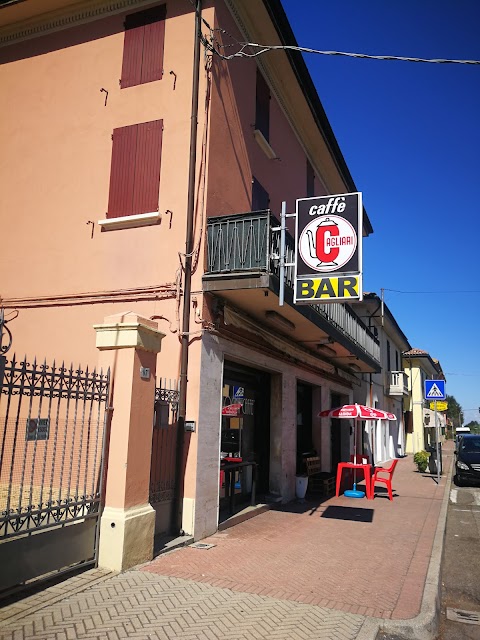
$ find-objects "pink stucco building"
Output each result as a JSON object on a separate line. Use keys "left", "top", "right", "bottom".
{"left": 0, "top": 0, "right": 383, "bottom": 573}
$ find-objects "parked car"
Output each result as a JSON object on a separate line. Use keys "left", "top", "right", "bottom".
{"left": 454, "top": 434, "right": 480, "bottom": 486}
{"left": 455, "top": 426, "right": 471, "bottom": 449}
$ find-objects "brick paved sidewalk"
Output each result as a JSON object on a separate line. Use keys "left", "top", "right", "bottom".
{"left": 0, "top": 446, "right": 453, "bottom": 640}
{"left": 145, "top": 447, "right": 452, "bottom": 621}
{"left": 0, "top": 571, "right": 368, "bottom": 639}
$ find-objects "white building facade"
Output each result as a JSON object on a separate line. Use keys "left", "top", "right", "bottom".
{"left": 352, "top": 293, "right": 411, "bottom": 465}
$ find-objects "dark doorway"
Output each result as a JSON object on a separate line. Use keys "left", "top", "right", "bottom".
{"left": 221, "top": 362, "right": 271, "bottom": 497}
{"left": 330, "top": 393, "right": 343, "bottom": 469}
{"left": 296, "top": 382, "right": 313, "bottom": 474}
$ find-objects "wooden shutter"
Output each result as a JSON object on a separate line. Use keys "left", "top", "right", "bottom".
{"left": 121, "top": 12, "right": 145, "bottom": 88}
{"left": 255, "top": 69, "right": 270, "bottom": 142}
{"left": 107, "top": 120, "right": 163, "bottom": 218}
{"left": 121, "top": 5, "right": 166, "bottom": 88}
{"left": 404, "top": 411, "right": 413, "bottom": 433}
{"left": 141, "top": 5, "right": 166, "bottom": 84}
{"left": 107, "top": 124, "right": 137, "bottom": 217}
{"left": 252, "top": 177, "right": 269, "bottom": 211}
{"left": 132, "top": 119, "right": 163, "bottom": 215}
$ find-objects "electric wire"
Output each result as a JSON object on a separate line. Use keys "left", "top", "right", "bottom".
{"left": 197, "top": 14, "right": 480, "bottom": 66}
{"left": 383, "top": 288, "right": 480, "bottom": 294}
{"left": 214, "top": 43, "right": 480, "bottom": 65}
{"left": 444, "top": 372, "right": 480, "bottom": 377}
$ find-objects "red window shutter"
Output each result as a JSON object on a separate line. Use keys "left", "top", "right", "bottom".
{"left": 252, "top": 177, "right": 269, "bottom": 211}
{"left": 107, "top": 124, "right": 138, "bottom": 218}
{"left": 141, "top": 5, "right": 166, "bottom": 84}
{"left": 120, "top": 21, "right": 144, "bottom": 88}
{"left": 132, "top": 119, "right": 163, "bottom": 215}
{"left": 121, "top": 5, "right": 166, "bottom": 88}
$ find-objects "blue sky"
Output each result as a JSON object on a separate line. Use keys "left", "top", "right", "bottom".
{"left": 282, "top": 0, "right": 480, "bottom": 424}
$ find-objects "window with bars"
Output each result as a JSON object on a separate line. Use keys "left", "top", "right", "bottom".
{"left": 107, "top": 119, "right": 163, "bottom": 218}
{"left": 120, "top": 4, "right": 166, "bottom": 88}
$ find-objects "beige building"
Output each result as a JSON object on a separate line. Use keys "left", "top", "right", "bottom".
{"left": 403, "top": 349, "right": 445, "bottom": 454}
{"left": 353, "top": 293, "right": 411, "bottom": 465}
{"left": 1, "top": 0, "right": 384, "bottom": 579}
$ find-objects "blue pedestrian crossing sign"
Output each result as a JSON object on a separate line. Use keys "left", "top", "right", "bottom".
{"left": 424, "top": 380, "right": 446, "bottom": 400}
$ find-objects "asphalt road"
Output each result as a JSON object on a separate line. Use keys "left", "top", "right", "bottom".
{"left": 438, "top": 479, "right": 480, "bottom": 639}
{"left": 378, "top": 476, "right": 480, "bottom": 640}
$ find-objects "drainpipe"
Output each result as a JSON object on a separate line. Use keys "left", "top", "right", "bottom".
{"left": 367, "top": 298, "right": 381, "bottom": 465}
{"left": 173, "top": 0, "right": 202, "bottom": 534}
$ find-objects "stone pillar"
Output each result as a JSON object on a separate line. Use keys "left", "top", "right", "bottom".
{"left": 94, "top": 312, "right": 165, "bottom": 572}
{"left": 270, "top": 371, "right": 296, "bottom": 502}
{"left": 320, "top": 385, "right": 331, "bottom": 471}
{"left": 312, "top": 386, "right": 323, "bottom": 462}
{"left": 192, "top": 332, "right": 223, "bottom": 539}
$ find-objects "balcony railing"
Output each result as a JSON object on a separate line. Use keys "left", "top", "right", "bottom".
{"left": 206, "top": 211, "right": 380, "bottom": 365}
{"left": 386, "top": 371, "right": 409, "bottom": 396}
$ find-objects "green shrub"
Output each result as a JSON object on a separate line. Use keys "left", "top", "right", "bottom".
{"left": 413, "top": 450, "right": 430, "bottom": 472}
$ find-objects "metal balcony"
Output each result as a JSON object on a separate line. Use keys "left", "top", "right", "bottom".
{"left": 386, "top": 371, "right": 409, "bottom": 396}
{"left": 204, "top": 211, "right": 380, "bottom": 373}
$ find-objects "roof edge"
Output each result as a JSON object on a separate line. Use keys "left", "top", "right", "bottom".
{"left": 362, "top": 292, "right": 411, "bottom": 349}
{"left": 262, "top": 0, "right": 373, "bottom": 236}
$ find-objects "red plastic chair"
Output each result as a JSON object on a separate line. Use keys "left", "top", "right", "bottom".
{"left": 371, "top": 459, "right": 398, "bottom": 500}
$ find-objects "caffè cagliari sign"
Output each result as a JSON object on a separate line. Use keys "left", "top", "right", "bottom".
{"left": 294, "top": 193, "right": 363, "bottom": 304}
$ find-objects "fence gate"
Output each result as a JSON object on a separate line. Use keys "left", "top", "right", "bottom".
{"left": 0, "top": 354, "right": 110, "bottom": 594}
{"left": 149, "top": 379, "right": 179, "bottom": 534}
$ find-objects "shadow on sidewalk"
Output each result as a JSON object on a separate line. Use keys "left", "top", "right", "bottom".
{"left": 271, "top": 495, "right": 331, "bottom": 516}
{"left": 320, "top": 505, "right": 374, "bottom": 522}
{"left": 272, "top": 493, "right": 376, "bottom": 522}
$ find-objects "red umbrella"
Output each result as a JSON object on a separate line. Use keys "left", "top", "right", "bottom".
{"left": 319, "top": 404, "right": 397, "bottom": 497}
{"left": 319, "top": 404, "right": 396, "bottom": 421}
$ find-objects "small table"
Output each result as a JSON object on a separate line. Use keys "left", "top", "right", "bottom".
{"left": 220, "top": 460, "right": 258, "bottom": 515}
{"left": 335, "top": 462, "right": 373, "bottom": 499}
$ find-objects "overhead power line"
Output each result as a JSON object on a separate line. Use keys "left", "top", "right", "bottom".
{"left": 445, "top": 372, "right": 480, "bottom": 377}
{"left": 198, "top": 19, "right": 480, "bottom": 66}
{"left": 216, "top": 43, "right": 480, "bottom": 66}
{"left": 383, "top": 288, "right": 480, "bottom": 294}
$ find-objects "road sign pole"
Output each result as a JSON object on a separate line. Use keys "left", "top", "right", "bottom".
{"left": 273, "top": 201, "right": 296, "bottom": 307}
{"left": 279, "top": 201, "right": 286, "bottom": 307}
{"left": 435, "top": 400, "right": 440, "bottom": 483}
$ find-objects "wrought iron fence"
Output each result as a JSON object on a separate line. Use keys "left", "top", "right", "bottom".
{"left": 0, "top": 309, "right": 13, "bottom": 356}
{"left": 0, "top": 355, "right": 110, "bottom": 539}
{"left": 149, "top": 378, "right": 179, "bottom": 504}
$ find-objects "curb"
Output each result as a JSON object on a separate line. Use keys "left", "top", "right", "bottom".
{"left": 362, "top": 450, "right": 453, "bottom": 640}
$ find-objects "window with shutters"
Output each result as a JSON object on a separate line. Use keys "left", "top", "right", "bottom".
{"left": 252, "top": 177, "right": 270, "bottom": 211}
{"left": 107, "top": 119, "right": 163, "bottom": 219}
{"left": 121, "top": 4, "right": 166, "bottom": 88}
{"left": 255, "top": 69, "right": 270, "bottom": 142}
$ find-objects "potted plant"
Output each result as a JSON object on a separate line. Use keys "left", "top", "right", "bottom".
{"left": 413, "top": 450, "right": 430, "bottom": 473}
